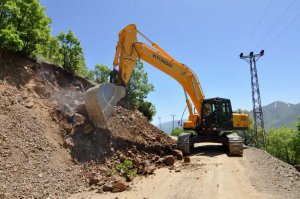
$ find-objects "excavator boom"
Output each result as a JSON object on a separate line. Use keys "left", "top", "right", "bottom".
{"left": 111, "top": 24, "right": 204, "bottom": 129}
{"left": 85, "top": 24, "right": 249, "bottom": 156}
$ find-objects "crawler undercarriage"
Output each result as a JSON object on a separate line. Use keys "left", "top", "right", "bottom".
{"left": 177, "top": 132, "right": 243, "bottom": 156}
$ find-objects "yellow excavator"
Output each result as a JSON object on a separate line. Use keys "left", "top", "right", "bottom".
{"left": 85, "top": 24, "right": 249, "bottom": 156}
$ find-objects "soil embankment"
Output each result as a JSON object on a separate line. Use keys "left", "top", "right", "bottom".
{"left": 0, "top": 53, "right": 176, "bottom": 198}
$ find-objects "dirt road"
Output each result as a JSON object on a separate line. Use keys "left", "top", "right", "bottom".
{"left": 71, "top": 143, "right": 300, "bottom": 199}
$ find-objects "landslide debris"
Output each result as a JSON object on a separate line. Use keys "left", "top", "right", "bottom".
{"left": 0, "top": 53, "right": 177, "bottom": 198}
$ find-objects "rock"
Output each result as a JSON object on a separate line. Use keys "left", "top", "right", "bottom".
{"left": 172, "top": 149, "right": 183, "bottom": 160}
{"left": 126, "top": 175, "right": 134, "bottom": 182}
{"left": 83, "top": 123, "right": 94, "bottom": 134}
{"left": 133, "top": 157, "right": 142, "bottom": 165}
{"left": 0, "top": 135, "right": 5, "bottom": 144}
{"left": 25, "top": 102, "right": 34, "bottom": 108}
{"left": 103, "top": 183, "right": 113, "bottom": 192}
{"left": 96, "top": 188, "right": 104, "bottom": 193}
{"left": 130, "top": 114, "right": 135, "bottom": 120}
{"left": 63, "top": 123, "right": 73, "bottom": 134}
{"left": 184, "top": 157, "right": 191, "bottom": 163}
{"left": 294, "top": 165, "right": 300, "bottom": 172}
{"left": 137, "top": 165, "right": 144, "bottom": 174}
{"left": 127, "top": 150, "right": 134, "bottom": 157}
{"left": 119, "top": 155, "right": 126, "bottom": 163}
{"left": 68, "top": 113, "right": 85, "bottom": 125}
{"left": 145, "top": 164, "right": 156, "bottom": 175}
{"left": 63, "top": 137, "right": 74, "bottom": 148}
{"left": 112, "top": 181, "right": 128, "bottom": 192}
{"left": 164, "top": 155, "right": 175, "bottom": 166}
{"left": 89, "top": 178, "right": 100, "bottom": 186}
{"left": 175, "top": 168, "right": 181, "bottom": 172}
{"left": 131, "top": 146, "right": 138, "bottom": 154}
{"left": 75, "top": 103, "right": 88, "bottom": 117}
{"left": 153, "top": 155, "right": 160, "bottom": 162}
{"left": 156, "top": 157, "right": 164, "bottom": 164}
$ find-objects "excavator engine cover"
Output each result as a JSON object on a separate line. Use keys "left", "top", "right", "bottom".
{"left": 85, "top": 83, "right": 126, "bottom": 128}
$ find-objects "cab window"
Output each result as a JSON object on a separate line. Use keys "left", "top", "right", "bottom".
{"left": 203, "top": 103, "right": 212, "bottom": 117}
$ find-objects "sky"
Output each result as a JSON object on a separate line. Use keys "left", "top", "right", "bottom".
{"left": 40, "top": 0, "right": 300, "bottom": 125}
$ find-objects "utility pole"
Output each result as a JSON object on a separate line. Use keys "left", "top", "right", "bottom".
{"left": 240, "top": 50, "right": 266, "bottom": 150}
{"left": 158, "top": 117, "right": 161, "bottom": 130}
{"left": 170, "top": 114, "right": 176, "bottom": 132}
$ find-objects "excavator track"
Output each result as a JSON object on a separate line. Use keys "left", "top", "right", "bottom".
{"left": 177, "top": 132, "right": 243, "bottom": 156}
{"left": 177, "top": 133, "right": 192, "bottom": 155}
{"left": 224, "top": 133, "right": 243, "bottom": 156}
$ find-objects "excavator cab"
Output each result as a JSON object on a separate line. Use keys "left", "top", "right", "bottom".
{"left": 201, "top": 98, "right": 233, "bottom": 131}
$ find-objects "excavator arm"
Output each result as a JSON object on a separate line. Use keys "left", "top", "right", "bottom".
{"left": 111, "top": 24, "right": 204, "bottom": 129}
{"left": 85, "top": 24, "right": 248, "bottom": 156}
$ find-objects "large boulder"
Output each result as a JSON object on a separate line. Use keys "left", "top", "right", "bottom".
{"left": 172, "top": 149, "right": 183, "bottom": 160}
{"left": 164, "top": 155, "right": 175, "bottom": 166}
{"left": 183, "top": 156, "right": 191, "bottom": 163}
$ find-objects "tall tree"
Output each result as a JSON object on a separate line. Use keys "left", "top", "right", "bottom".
{"left": 0, "top": 25, "right": 23, "bottom": 54}
{"left": 125, "top": 60, "right": 156, "bottom": 121}
{"left": 0, "top": 0, "right": 51, "bottom": 56}
{"left": 57, "top": 31, "right": 86, "bottom": 74}
{"left": 38, "top": 36, "right": 62, "bottom": 64}
{"left": 85, "top": 69, "right": 95, "bottom": 81}
{"left": 125, "top": 60, "right": 154, "bottom": 106}
{"left": 94, "top": 64, "right": 110, "bottom": 84}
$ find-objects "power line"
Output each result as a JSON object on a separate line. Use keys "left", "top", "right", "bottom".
{"left": 207, "top": 0, "right": 273, "bottom": 92}
{"left": 205, "top": 59, "right": 239, "bottom": 90}
{"left": 242, "top": 0, "right": 273, "bottom": 51}
{"left": 208, "top": 62, "right": 240, "bottom": 90}
{"left": 254, "top": 0, "right": 297, "bottom": 49}
{"left": 264, "top": 13, "right": 300, "bottom": 49}
{"left": 212, "top": 1, "right": 297, "bottom": 92}
{"left": 208, "top": 63, "right": 244, "bottom": 92}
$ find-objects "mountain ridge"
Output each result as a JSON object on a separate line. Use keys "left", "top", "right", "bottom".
{"left": 157, "top": 101, "right": 300, "bottom": 133}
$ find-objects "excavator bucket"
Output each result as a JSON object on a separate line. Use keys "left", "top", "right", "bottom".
{"left": 85, "top": 83, "right": 126, "bottom": 129}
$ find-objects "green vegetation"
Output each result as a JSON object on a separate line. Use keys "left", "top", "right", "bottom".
{"left": 39, "top": 36, "right": 62, "bottom": 64}
{"left": 125, "top": 60, "right": 156, "bottom": 121}
{"left": 171, "top": 127, "right": 184, "bottom": 136}
{"left": 57, "top": 31, "right": 86, "bottom": 74}
{"left": 0, "top": 0, "right": 89, "bottom": 76}
{"left": 115, "top": 160, "right": 136, "bottom": 179}
{"left": 240, "top": 111, "right": 300, "bottom": 165}
{"left": 0, "top": 0, "right": 51, "bottom": 56}
{"left": 267, "top": 127, "right": 299, "bottom": 165}
{"left": 236, "top": 109, "right": 258, "bottom": 147}
{"left": 94, "top": 64, "right": 111, "bottom": 84}
{"left": 170, "top": 127, "right": 195, "bottom": 136}
{"left": 0, "top": 0, "right": 156, "bottom": 121}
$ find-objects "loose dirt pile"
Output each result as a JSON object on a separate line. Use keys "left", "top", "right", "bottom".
{"left": 0, "top": 53, "right": 177, "bottom": 198}
{"left": 245, "top": 147, "right": 300, "bottom": 195}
